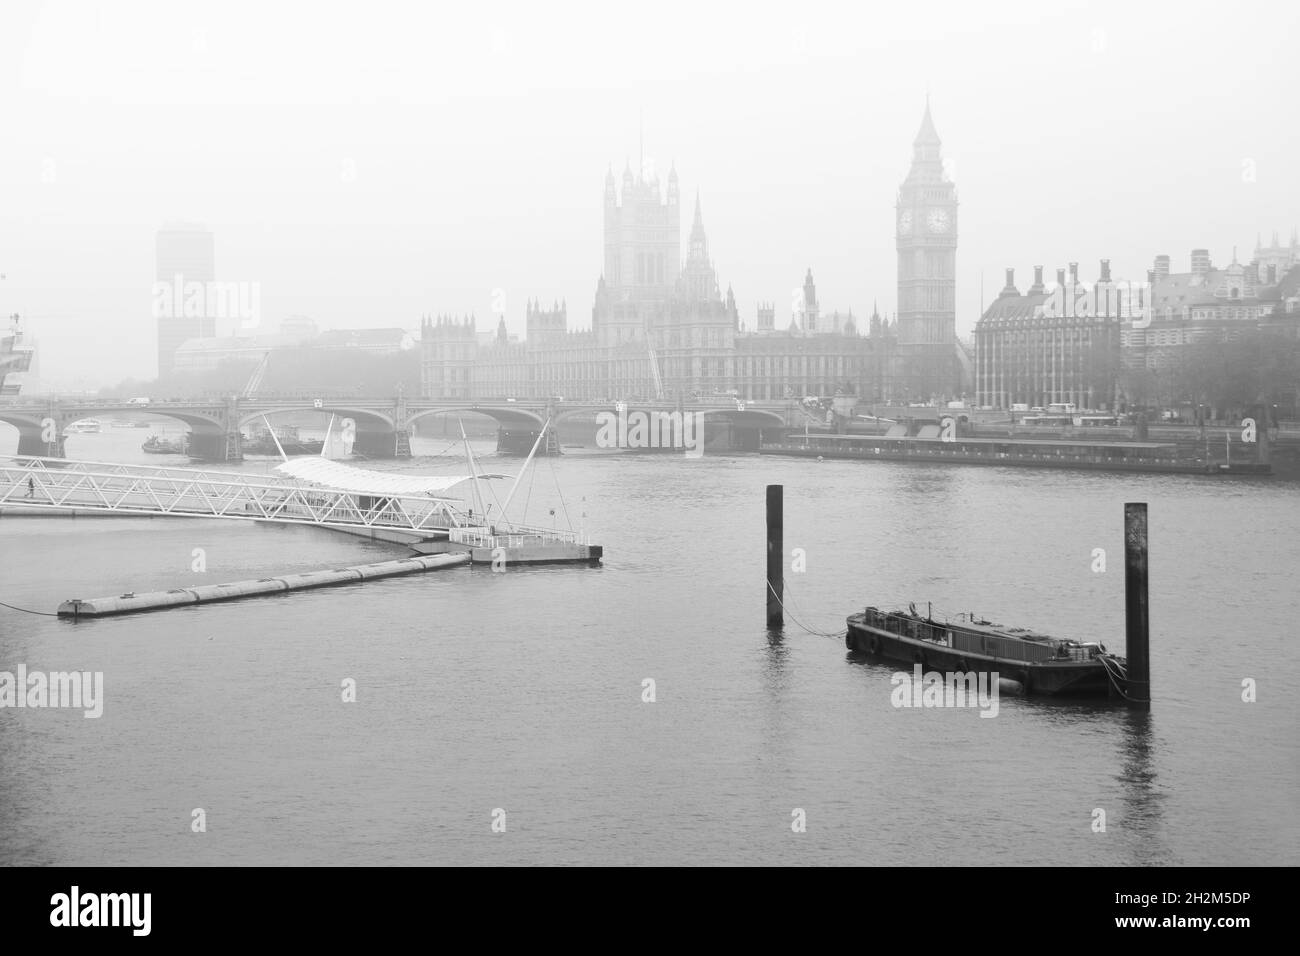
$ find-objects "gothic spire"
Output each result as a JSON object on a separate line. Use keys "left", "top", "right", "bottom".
{"left": 914, "top": 95, "right": 941, "bottom": 147}
{"left": 691, "top": 191, "right": 706, "bottom": 242}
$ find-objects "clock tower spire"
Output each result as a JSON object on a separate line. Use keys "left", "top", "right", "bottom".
{"left": 895, "top": 97, "right": 960, "bottom": 399}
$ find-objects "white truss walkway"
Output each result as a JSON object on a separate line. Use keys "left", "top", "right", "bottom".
{"left": 0, "top": 455, "right": 469, "bottom": 537}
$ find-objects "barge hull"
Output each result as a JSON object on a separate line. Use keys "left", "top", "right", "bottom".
{"left": 762, "top": 441, "right": 1270, "bottom": 476}
{"left": 846, "top": 621, "right": 1112, "bottom": 697}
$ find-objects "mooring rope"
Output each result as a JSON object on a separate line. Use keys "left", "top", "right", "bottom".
{"left": 765, "top": 581, "right": 970, "bottom": 641}
{"left": 1099, "top": 653, "right": 1142, "bottom": 703}
{"left": 0, "top": 598, "right": 59, "bottom": 617}
{"left": 766, "top": 580, "right": 846, "bottom": 639}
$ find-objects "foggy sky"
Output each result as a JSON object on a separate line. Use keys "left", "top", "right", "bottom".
{"left": 2, "top": 0, "right": 1296, "bottom": 387}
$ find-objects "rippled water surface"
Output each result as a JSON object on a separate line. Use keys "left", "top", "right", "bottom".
{"left": 1, "top": 428, "right": 1297, "bottom": 864}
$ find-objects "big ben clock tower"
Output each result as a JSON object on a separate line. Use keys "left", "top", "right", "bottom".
{"left": 896, "top": 98, "right": 960, "bottom": 399}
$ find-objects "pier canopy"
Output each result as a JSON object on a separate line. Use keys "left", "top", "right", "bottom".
{"left": 275, "top": 458, "right": 508, "bottom": 499}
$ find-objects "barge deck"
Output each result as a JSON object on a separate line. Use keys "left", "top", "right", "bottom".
{"left": 846, "top": 605, "right": 1130, "bottom": 698}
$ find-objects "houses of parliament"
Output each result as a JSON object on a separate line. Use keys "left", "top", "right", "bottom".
{"left": 421, "top": 103, "right": 966, "bottom": 404}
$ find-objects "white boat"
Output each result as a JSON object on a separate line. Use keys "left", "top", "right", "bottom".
{"left": 66, "top": 419, "right": 102, "bottom": 434}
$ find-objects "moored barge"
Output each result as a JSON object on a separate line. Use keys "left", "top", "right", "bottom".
{"left": 846, "top": 605, "right": 1129, "bottom": 698}
{"left": 764, "top": 433, "right": 1270, "bottom": 476}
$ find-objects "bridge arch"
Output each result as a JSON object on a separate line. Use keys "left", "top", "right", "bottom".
{"left": 239, "top": 405, "right": 397, "bottom": 432}
{"left": 0, "top": 404, "right": 232, "bottom": 458}
{"left": 692, "top": 407, "right": 787, "bottom": 427}
{"left": 0, "top": 409, "right": 55, "bottom": 432}
{"left": 239, "top": 404, "right": 404, "bottom": 459}
{"left": 404, "top": 405, "right": 548, "bottom": 430}
{"left": 551, "top": 405, "right": 617, "bottom": 427}
{"left": 403, "top": 406, "right": 555, "bottom": 457}
{"left": 64, "top": 403, "right": 228, "bottom": 430}
{"left": 0, "top": 410, "right": 59, "bottom": 457}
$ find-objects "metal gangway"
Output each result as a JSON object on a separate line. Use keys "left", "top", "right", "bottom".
{"left": 0, "top": 455, "right": 467, "bottom": 538}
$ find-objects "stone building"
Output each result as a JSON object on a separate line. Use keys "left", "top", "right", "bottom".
{"left": 973, "top": 239, "right": 1300, "bottom": 412}
{"left": 419, "top": 105, "right": 968, "bottom": 405}
{"left": 1123, "top": 238, "right": 1300, "bottom": 372}
{"left": 973, "top": 261, "right": 1128, "bottom": 410}
{"left": 894, "top": 99, "right": 965, "bottom": 401}
{"left": 422, "top": 169, "right": 899, "bottom": 403}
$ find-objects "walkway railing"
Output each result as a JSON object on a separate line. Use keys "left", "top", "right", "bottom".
{"left": 0, "top": 455, "right": 463, "bottom": 535}
{"left": 449, "top": 525, "right": 586, "bottom": 548}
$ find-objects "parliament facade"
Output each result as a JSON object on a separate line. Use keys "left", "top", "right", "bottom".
{"left": 421, "top": 105, "right": 964, "bottom": 404}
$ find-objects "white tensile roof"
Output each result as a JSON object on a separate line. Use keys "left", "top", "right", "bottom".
{"left": 275, "top": 458, "right": 508, "bottom": 499}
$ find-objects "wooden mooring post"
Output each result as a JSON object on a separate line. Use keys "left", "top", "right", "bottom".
{"left": 766, "top": 484, "right": 783, "bottom": 629}
{"left": 1124, "top": 502, "right": 1151, "bottom": 708}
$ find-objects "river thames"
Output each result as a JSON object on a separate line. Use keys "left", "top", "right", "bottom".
{"left": 1, "top": 427, "right": 1297, "bottom": 865}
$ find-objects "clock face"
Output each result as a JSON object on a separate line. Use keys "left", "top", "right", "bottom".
{"left": 927, "top": 209, "right": 951, "bottom": 233}
{"left": 898, "top": 210, "right": 912, "bottom": 235}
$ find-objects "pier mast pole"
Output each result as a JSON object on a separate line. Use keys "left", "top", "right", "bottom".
{"left": 766, "top": 484, "right": 783, "bottom": 629}
{"left": 1123, "top": 502, "right": 1151, "bottom": 709}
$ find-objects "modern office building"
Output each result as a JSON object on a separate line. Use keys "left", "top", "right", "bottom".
{"left": 155, "top": 222, "right": 216, "bottom": 376}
